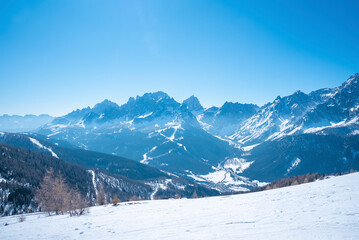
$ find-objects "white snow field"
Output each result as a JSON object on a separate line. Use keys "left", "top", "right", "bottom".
{"left": 1, "top": 173, "right": 359, "bottom": 240}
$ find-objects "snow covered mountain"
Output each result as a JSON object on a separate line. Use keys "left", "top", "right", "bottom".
{"left": 36, "top": 92, "right": 262, "bottom": 192}
{"left": 231, "top": 73, "right": 359, "bottom": 145}
{"left": 301, "top": 73, "right": 359, "bottom": 132}
{"left": 1, "top": 172, "right": 358, "bottom": 239}
{"left": 196, "top": 101, "right": 259, "bottom": 137}
{"left": 229, "top": 89, "right": 336, "bottom": 145}
{"left": 2, "top": 74, "right": 359, "bottom": 192}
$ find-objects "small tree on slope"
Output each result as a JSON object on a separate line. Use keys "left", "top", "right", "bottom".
{"left": 112, "top": 194, "right": 120, "bottom": 205}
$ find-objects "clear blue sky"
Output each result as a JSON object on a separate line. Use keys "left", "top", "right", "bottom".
{"left": 1, "top": 0, "right": 358, "bottom": 116}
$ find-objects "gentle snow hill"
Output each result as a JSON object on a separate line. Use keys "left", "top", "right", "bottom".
{"left": 1, "top": 173, "right": 359, "bottom": 240}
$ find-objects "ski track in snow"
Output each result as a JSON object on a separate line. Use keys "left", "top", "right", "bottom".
{"left": 28, "top": 137, "right": 59, "bottom": 159}
{"left": 1, "top": 173, "right": 359, "bottom": 240}
{"left": 89, "top": 170, "right": 97, "bottom": 196}
{"left": 141, "top": 146, "right": 158, "bottom": 164}
{"left": 141, "top": 123, "right": 187, "bottom": 163}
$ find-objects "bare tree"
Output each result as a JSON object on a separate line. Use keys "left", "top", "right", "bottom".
{"left": 52, "top": 173, "right": 71, "bottom": 215}
{"left": 69, "top": 189, "right": 89, "bottom": 216}
{"left": 96, "top": 184, "right": 107, "bottom": 205}
{"left": 36, "top": 168, "right": 89, "bottom": 216}
{"left": 35, "top": 168, "right": 65, "bottom": 215}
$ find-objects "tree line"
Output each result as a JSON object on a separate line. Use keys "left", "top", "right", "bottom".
{"left": 252, "top": 169, "right": 358, "bottom": 192}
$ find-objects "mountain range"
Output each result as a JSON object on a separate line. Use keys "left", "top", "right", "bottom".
{"left": 1, "top": 73, "right": 359, "bottom": 192}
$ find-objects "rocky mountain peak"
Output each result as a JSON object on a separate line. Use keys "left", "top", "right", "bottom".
{"left": 219, "top": 102, "right": 259, "bottom": 117}
{"left": 92, "top": 99, "right": 120, "bottom": 114}
{"left": 183, "top": 95, "right": 203, "bottom": 112}
{"left": 136, "top": 91, "right": 170, "bottom": 102}
{"left": 342, "top": 73, "right": 359, "bottom": 90}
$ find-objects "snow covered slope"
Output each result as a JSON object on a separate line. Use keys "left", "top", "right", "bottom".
{"left": 1, "top": 173, "right": 358, "bottom": 240}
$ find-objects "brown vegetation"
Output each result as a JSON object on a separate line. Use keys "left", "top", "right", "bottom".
{"left": 253, "top": 170, "right": 358, "bottom": 192}
{"left": 112, "top": 194, "right": 120, "bottom": 205}
{"left": 35, "top": 168, "right": 89, "bottom": 216}
{"left": 129, "top": 195, "right": 141, "bottom": 202}
{"left": 96, "top": 184, "right": 107, "bottom": 205}
{"left": 254, "top": 173, "right": 321, "bottom": 192}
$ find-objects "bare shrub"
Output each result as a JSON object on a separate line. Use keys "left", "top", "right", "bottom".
{"left": 69, "top": 189, "right": 89, "bottom": 216}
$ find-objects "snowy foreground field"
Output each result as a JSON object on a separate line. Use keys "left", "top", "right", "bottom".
{"left": 1, "top": 173, "right": 359, "bottom": 240}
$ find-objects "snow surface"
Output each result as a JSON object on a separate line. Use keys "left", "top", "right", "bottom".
{"left": 287, "top": 158, "right": 301, "bottom": 173}
{"left": 137, "top": 112, "right": 153, "bottom": 119}
{"left": 1, "top": 173, "right": 358, "bottom": 239}
{"left": 303, "top": 117, "right": 359, "bottom": 134}
{"left": 188, "top": 165, "right": 266, "bottom": 192}
{"left": 28, "top": 137, "right": 59, "bottom": 159}
{"left": 146, "top": 179, "right": 173, "bottom": 200}
{"left": 242, "top": 143, "right": 260, "bottom": 151}
{"left": 200, "top": 169, "right": 228, "bottom": 183}
{"left": 141, "top": 146, "right": 157, "bottom": 164}
{"left": 89, "top": 170, "right": 97, "bottom": 196}
{"left": 223, "top": 158, "right": 253, "bottom": 173}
